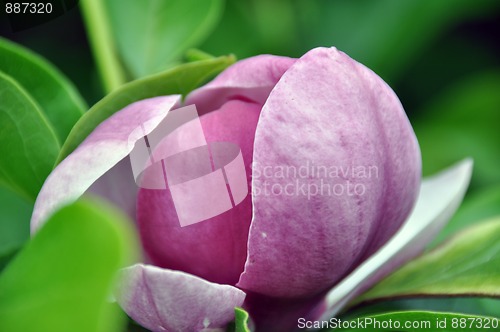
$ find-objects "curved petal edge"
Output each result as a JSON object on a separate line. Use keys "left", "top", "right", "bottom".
{"left": 185, "top": 54, "right": 296, "bottom": 114}
{"left": 30, "top": 96, "right": 181, "bottom": 233}
{"left": 115, "top": 264, "right": 246, "bottom": 332}
{"left": 315, "top": 158, "right": 473, "bottom": 320}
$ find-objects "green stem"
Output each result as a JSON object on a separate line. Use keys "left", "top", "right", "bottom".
{"left": 79, "top": 0, "right": 126, "bottom": 93}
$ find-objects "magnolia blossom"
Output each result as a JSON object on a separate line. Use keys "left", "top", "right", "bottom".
{"left": 31, "top": 47, "right": 472, "bottom": 332}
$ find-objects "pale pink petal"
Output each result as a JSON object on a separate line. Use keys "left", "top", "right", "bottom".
{"left": 237, "top": 47, "right": 421, "bottom": 298}
{"left": 87, "top": 158, "right": 138, "bottom": 220}
{"left": 116, "top": 264, "right": 246, "bottom": 332}
{"left": 31, "top": 96, "right": 181, "bottom": 233}
{"left": 315, "top": 159, "right": 473, "bottom": 319}
{"left": 137, "top": 99, "right": 260, "bottom": 285}
{"left": 185, "top": 55, "right": 295, "bottom": 114}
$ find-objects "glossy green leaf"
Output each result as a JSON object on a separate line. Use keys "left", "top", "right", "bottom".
{"left": 0, "top": 198, "right": 136, "bottom": 332}
{"left": 0, "top": 72, "right": 60, "bottom": 200}
{"left": 330, "top": 311, "right": 500, "bottom": 331}
{"left": 103, "top": 0, "right": 224, "bottom": 78}
{"left": 0, "top": 38, "right": 86, "bottom": 143}
{"left": 414, "top": 71, "right": 500, "bottom": 187}
{"left": 0, "top": 185, "right": 32, "bottom": 264}
{"left": 57, "top": 55, "right": 235, "bottom": 163}
{"left": 353, "top": 217, "right": 500, "bottom": 305}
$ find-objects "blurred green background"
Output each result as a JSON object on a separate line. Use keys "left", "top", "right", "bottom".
{"left": 1, "top": 0, "right": 499, "bottom": 186}
{"left": 0, "top": 0, "right": 499, "bottom": 329}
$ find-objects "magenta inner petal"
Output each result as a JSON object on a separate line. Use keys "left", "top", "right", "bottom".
{"left": 185, "top": 55, "right": 296, "bottom": 115}
{"left": 136, "top": 99, "right": 261, "bottom": 285}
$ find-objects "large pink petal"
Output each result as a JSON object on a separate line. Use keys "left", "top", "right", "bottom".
{"left": 237, "top": 47, "right": 421, "bottom": 298}
{"left": 31, "top": 96, "right": 181, "bottom": 233}
{"left": 185, "top": 55, "right": 295, "bottom": 114}
{"left": 137, "top": 99, "right": 260, "bottom": 285}
{"left": 115, "top": 264, "right": 246, "bottom": 332}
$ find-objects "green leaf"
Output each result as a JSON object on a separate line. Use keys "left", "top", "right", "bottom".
{"left": 103, "top": 0, "right": 224, "bottom": 78}
{"left": 330, "top": 311, "right": 500, "bottom": 331}
{"left": 57, "top": 55, "right": 235, "bottom": 163}
{"left": 353, "top": 217, "right": 500, "bottom": 305}
{"left": 0, "top": 71, "right": 60, "bottom": 200}
{"left": 0, "top": 198, "right": 137, "bottom": 332}
{"left": 0, "top": 185, "right": 32, "bottom": 264}
{"left": 0, "top": 38, "right": 86, "bottom": 143}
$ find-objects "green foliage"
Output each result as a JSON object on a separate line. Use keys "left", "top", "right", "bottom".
{"left": 0, "top": 38, "right": 86, "bottom": 143}
{"left": 0, "top": 185, "right": 32, "bottom": 269}
{"left": 80, "top": 0, "right": 224, "bottom": 90}
{"left": 0, "top": 198, "right": 136, "bottom": 332}
{"left": 310, "top": 0, "right": 498, "bottom": 82}
{"left": 57, "top": 55, "right": 235, "bottom": 163}
{"left": 107, "top": 0, "right": 224, "bottom": 78}
{"left": 414, "top": 71, "right": 500, "bottom": 188}
{"left": 0, "top": 72, "right": 60, "bottom": 200}
{"left": 353, "top": 217, "right": 500, "bottom": 305}
{"left": 201, "top": 0, "right": 498, "bottom": 81}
